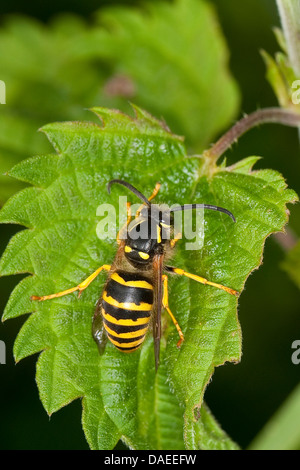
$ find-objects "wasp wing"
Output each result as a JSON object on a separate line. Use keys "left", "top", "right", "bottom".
{"left": 153, "top": 253, "right": 164, "bottom": 370}
{"left": 92, "top": 299, "right": 108, "bottom": 355}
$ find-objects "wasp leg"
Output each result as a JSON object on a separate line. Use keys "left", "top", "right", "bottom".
{"left": 136, "top": 182, "right": 161, "bottom": 217}
{"left": 147, "top": 182, "right": 161, "bottom": 202}
{"left": 162, "top": 274, "right": 184, "bottom": 348}
{"left": 165, "top": 266, "right": 239, "bottom": 297}
{"left": 170, "top": 232, "right": 182, "bottom": 248}
{"left": 31, "top": 264, "right": 111, "bottom": 301}
{"left": 117, "top": 202, "right": 132, "bottom": 244}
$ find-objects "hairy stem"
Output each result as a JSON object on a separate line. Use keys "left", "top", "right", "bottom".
{"left": 203, "top": 108, "right": 300, "bottom": 163}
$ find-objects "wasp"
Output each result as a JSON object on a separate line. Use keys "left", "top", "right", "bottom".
{"left": 31, "top": 179, "right": 238, "bottom": 369}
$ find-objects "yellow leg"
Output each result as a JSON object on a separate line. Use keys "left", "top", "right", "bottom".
{"left": 170, "top": 232, "right": 182, "bottom": 248}
{"left": 136, "top": 182, "right": 161, "bottom": 216}
{"left": 31, "top": 264, "right": 111, "bottom": 301}
{"left": 117, "top": 202, "right": 132, "bottom": 244}
{"left": 147, "top": 182, "right": 161, "bottom": 202}
{"left": 162, "top": 274, "right": 184, "bottom": 348}
{"left": 166, "top": 266, "right": 239, "bottom": 297}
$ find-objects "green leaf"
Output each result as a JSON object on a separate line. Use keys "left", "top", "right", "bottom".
{"left": 187, "top": 404, "right": 240, "bottom": 450}
{"left": 0, "top": 14, "right": 105, "bottom": 204}
{"left": 0, "top": 0, "right": 239, "bottom": 204}
{"left": 94, "top": 0, "right": 240, "bottom": 150}
{"left": 0, "top": 106, "right": 297, "bottom": 449}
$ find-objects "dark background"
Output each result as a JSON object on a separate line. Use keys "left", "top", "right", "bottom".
{"left": 0, "top": 0, "right": 299, "bottom": 450}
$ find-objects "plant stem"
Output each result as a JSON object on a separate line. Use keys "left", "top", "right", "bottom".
{"left": 203, "top": 108, "right": 300, "bottom": 163}
{"left": 276, "top": 0, "right": 300, "bottom": 77}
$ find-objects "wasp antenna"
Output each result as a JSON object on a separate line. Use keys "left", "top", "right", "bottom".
{"left": 171, "top": 204, "right": 236, "bottom": 222}
{"left": 107, "top": 179, "right": 151, "bottom": 206}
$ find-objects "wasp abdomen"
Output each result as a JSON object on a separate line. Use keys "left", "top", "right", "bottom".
{"left": 101, "top": 271, "right": 153, "bottom": 352}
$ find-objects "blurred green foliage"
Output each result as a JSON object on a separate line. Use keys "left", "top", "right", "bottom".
{"left": 0, "top": 0, "right": 239, "bottom": 203}
{"left": 0, "top": 0, "right": 299, "bottom": 450}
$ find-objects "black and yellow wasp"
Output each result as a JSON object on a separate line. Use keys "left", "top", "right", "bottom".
{"left": 32, "top": 179, "right": 238, "bottom": 369}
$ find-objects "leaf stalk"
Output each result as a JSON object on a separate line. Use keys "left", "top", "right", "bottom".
{"left": 203, "top": 107, "right": 300, "bottom": 164}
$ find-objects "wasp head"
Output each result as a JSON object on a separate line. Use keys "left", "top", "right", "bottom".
{"left": 124, "top": 205, "right": 173, "bottom": 266}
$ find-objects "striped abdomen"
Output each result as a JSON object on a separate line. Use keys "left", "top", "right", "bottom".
{"left": 101, "top": 270, "right": 153, "bottom": 352}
